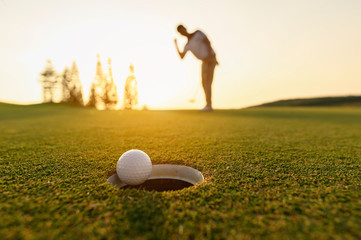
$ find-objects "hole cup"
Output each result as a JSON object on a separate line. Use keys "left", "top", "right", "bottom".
{"left": 108, "top": 164, "right": 204, "bottom": 192}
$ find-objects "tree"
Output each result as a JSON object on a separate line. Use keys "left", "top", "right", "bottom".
{"left": 123, "top": 64, "right": 138, "bottom": 110}
{"left": 39, "top": 60, "right": 58, "bottom": 103}
{"left": 87, "top": 54, "right": 107, "bottom": 109}
{"left": 103, "top": 58, "right": 119, "bottom": 109}
{"left": 61, "top": 61, "right": 84, "bottom": 105}
{"left": 69, "top": 61, "right": 84, "bottom": 105}
{"left": 61, "top": 67, "right": 71, "bottom": 102}
{"left": 86, "top": 82, "right": 97, "bottom": 108}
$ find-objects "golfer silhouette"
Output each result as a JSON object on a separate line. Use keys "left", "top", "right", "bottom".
{"left": 174, "top": 24, "right": 218, "bottom": 111}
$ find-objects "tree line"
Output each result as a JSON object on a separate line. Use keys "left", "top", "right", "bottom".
{"left": 39, "top": 55, "right": 138, "bottom": 110}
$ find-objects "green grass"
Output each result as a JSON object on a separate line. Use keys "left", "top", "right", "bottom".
{"left": 1, "top": 103, "right": 361, "bottom": 239}
{"left": 257, "top": 95, "right": 361, "bottom": 107}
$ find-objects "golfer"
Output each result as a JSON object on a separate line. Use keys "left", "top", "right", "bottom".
{"left": 174, "top": 24, "right": 218, "bottom": 111}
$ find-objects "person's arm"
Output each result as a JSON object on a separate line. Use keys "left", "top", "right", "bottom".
{"left": 174, "top": 39, "right": 187, "bottom": 59}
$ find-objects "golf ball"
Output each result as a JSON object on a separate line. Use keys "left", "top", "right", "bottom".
{"left": 116, "top": 149, "right": 152, "bottom": 185}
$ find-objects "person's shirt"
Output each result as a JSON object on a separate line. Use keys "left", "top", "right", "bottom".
{"left": 184, "top": 30, "right": 215, "bottom": 60}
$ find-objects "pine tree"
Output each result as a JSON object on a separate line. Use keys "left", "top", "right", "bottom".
{"left": 87, "top": 54, "right": 107, "bottom": 108}
{"left": 69, "top": 61, "right": 84, "bottom": 105}
{"left": 60, "top": 61, "right": 84, "bottom": 105}
{"left": 123, "top": 64, "right": 138, "bottom": 110}
{"left": 39, "top": 60, "right": 58, "bottom": 103}
{"left": 61, "top": 67, "right": 71, "bottom": 102}
{"left": 86, "top": 82, "right": 97, "bottom": 107}
{"left": 103, "top": 58, "right": 119, "bottom": 109}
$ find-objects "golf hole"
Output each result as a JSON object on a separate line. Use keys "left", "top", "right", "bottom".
{"left": 108, "top": 164, "right": 204, "bottom": 192}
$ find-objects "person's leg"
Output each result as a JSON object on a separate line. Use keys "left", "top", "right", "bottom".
{"left": 201, "top": 60, "right": 216, "bottom": 108}
{"left": 201, "top": 63, "right": 207, "bottom": 105}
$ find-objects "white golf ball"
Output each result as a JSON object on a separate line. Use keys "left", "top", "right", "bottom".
{"left": 116, "top": 149, "right": 152, "bottom": 185}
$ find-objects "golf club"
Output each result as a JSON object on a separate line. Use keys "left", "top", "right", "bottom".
{"left": 189, "top": 82, "right": 201, "bottom": 103}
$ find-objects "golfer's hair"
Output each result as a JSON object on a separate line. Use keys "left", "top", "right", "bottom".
{"left": 177, "top": 24, "right": 185, "bottom": 32}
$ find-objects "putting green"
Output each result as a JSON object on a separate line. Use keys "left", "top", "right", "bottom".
{"left": 1, "top": 103, "right": 361, "bottom": 239}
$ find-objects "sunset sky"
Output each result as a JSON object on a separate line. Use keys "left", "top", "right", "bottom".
{"left": 1, "top": 0, "right": 360, "bottom": 109}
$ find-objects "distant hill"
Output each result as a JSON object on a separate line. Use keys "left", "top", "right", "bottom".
{"left": 256, "top": 96, "right": 361, "bottom": 107}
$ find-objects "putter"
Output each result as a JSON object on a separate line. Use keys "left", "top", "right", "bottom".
{"left": 189, "top": 82, "right": 200, "bottom": 103}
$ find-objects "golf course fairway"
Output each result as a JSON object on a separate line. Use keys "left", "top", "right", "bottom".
{"left": 1, "top": 103, "right": 360, "bottom": 239}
